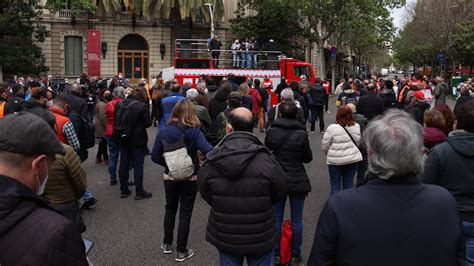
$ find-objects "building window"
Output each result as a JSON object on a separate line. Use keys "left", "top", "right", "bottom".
{"left": 64, "top": 36, "right": 83, "bottom": 76}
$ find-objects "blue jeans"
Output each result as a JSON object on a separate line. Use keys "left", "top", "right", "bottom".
{"left": 328, "top": 163, "right": 358, "bottom": 196}
{"left": 253, "top": 53, "right": 258, "bottom": 68}
{"left": 107, "top": 137, "right": 119, "bottom": 182}
{"left": 464, "top": 221, "right": 474, "bottom": 265}
{"left": 219, "top": 249, "right": 273, "bottom": 266}
{"left": 118, "top": 146, "right": 146, "bottom": 194}
{"left": 232, "top": 53, "right": 239, "bottom": 67}
{"left": 246, "top": 53, "right": 252, "bottom": 69}
{"left": 273, "top": 194, "right": 305, "bottom": 258}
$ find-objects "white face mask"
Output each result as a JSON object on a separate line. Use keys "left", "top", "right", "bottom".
{"left": 46, "top": 100, "right": 53, "bottom": 107}
{"left": 35, "top": 161, "right": 49, "bottom": 195}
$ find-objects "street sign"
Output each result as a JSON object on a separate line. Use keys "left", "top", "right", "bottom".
{"left": 330, "top": 47, "right": 337, "bottom": 60}
{"left": 437, "top": 52, "right": 444, "bottom": 63}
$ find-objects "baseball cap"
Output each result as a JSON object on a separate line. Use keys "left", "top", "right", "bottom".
{"left": 0, "top": 112, "right": 66, "bottom": 156}
{"left": 412, "top": 91, "right": 425, "bottom": 101}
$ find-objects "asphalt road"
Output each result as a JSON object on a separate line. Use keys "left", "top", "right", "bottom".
{"left": 81, "top": 97, "right": 457, "bottom": 265}
{"left": 81, "top": 101, "right": 336, "bottom": 266}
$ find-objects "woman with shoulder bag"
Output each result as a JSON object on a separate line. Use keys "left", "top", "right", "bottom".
{"left": 43, "top": 143, "right": 87, "bottom": 233}
{"left": 322, "top": 105, "right": 363, "bottom": 195}
{"left": 151, "top": 99, "right": 213, "bottom": 262}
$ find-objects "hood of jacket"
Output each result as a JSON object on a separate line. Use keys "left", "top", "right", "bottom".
{"left": 447, "top": 130, "right": 474, "bottom": 157}
{"left": 271, "top": 118, "right": 306, "bottom": 131}
{"left": 206, "top": 132, "right": 269, "bottom": 180}
{"left": 311, "top": 83, "right": 324, "bottom": 93}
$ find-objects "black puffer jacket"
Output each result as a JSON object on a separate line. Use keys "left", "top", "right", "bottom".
{"left": 198, "top": 132, "right": 287, "bottom": 256}
{"left": 405, "top": 102, "right": 430, "bottom": 125}
{"left": 265, "top": 118, "right": 313, "bottom": 195}
{"left": 0, "top": 175, "right": 87, "bottom": 266}
{"left": 421, "top": 130, "right": 474, "bottom": 221}
{"left": 24, "top": 99, "right": 57, "bottom": 130}
{"left": 114, "top": 95, "right": 152, "bottom": 148}
{"left": 309, "top": 83, "right": 325, "bottom": 106}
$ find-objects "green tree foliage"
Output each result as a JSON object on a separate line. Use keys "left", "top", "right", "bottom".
{"left": 0, "top": 0, "right": 50, "bottom": 76}
{"left": 230, "top": 0, "right": 302, "bottom": 57}
{"left": 46, "top": 0, "right": 96, "bottom": 13}
{"left": 451, "top": 20, "right": 474, "bottom": 68}
{"left": 393, "top": 0, "right": 473, "bottom": 73}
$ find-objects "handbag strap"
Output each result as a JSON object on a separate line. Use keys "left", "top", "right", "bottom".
{"left": 340, "top": 124, "right": 359, "bottom": 151}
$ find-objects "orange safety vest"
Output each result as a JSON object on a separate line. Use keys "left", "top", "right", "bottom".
{"left": 0, "top": 101, "right": 5, "bottom": 118}
{"left": 50, "top": 106, "right": 71, "bottom": 144}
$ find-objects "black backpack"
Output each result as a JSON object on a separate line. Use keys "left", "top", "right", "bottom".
{"left": 343, "top": 93, "right": 359, "bottom": 106}
{"left": 113, "top": 100, "right": 139, "bottom": 144}
{"left": 80, "top": 115, "right": 95, "bottom": 149}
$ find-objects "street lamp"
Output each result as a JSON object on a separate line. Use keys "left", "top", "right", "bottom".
{"left": 204, "top": 3, "right": 214, "bottom": 38}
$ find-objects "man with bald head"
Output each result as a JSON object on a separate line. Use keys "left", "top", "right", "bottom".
{"left": 198, "top": 107, "right": 287, "bottom": 265}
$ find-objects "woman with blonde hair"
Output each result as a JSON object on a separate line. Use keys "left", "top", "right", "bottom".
{"left": 151, "top": 99, "right": 213, "bottom": 262}
{"left": 238, "top": 82, "right": 253, "bottom": 111}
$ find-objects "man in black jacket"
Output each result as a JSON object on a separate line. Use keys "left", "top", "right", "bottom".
{"left": 114, "top": 87, "right": 153, "bottom": 200}
{"left": 309, "top": 78, "right": 326, "bottom": 133}
{"left": 356, "top": 82, "right": 384, "bottom": 121}
{"left": 421, "top": 99, "right": 474, "bottom": 264}
{"left": 198, "top": 107, "right": 287, "bottom": 265}
{"left": 308, "top": 109, "right": 464, "bottom": 266}
{"left": 265, "top": 102, "right": 312, "bottom": 265}
{"left": 5, "top": 83, "right": 25, "bottom": 114}
{"left": 0, "top": 112, "right": 87, "bottom": 266}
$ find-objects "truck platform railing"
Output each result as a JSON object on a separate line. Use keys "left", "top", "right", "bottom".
{"left": 175, "top": 39, "right": 284, "bottom": 69}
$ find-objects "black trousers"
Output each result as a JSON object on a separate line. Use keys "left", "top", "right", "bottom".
{"left": 96, "top": 138, "right": 108, "bottom": 161}
{"left": 163, "top": 180, "right": 197, "bottom": 252}
{"left": 324, "top": 96, "right": 329, "bottom": 112}
{"left": 310, "top": 105, "right": 325, "bottom": 131}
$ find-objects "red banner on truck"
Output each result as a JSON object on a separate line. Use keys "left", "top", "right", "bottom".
{"left": 87, "top": 30, "right": 101, "bottom": 77}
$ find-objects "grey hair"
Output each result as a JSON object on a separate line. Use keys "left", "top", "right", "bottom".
{"left": 113, "top": 86, "right": 125, "bottom": 98}
{"left": 363, "top": 109, "right": 424, "bottom": 180}
{"left": 280, "top": 88, "right": 294, "bottom": 101}
{"left": 186, "top": 88, "right": 199, "bottom": 99}
{"left": 196, "top": 82, "right": 206, "bottom": 91}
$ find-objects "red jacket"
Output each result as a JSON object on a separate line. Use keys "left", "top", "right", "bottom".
{"left": 105, "top": 98, "right": 122, "bottom": 137}
{"left": 249, "top": 88, "right": 262, "bottom": 114}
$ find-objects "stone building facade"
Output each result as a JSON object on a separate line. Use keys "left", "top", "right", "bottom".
{"left": 38, "top": 0, "right": 239, "bottom": 82}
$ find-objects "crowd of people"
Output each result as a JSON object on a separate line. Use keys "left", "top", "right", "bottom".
{"left": 0, "top": 71, "right": 473, "bottom": 266}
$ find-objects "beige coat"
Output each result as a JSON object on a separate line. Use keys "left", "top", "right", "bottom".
{"left": 94, "top": 100, "right": 107, "bottom": 138}
{"left": 322, "top": 123, "right": 362, "bottom": 165}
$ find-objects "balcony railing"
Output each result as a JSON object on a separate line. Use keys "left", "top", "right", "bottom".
{"left": 57, "top": 9, "right": 88, "bottom": 20}
{"left": 119, "top": 12, "right": 144, "bottom": 21}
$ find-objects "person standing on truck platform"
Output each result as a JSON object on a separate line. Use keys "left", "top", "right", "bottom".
{"left": 209, "top": 36, "right": 222, "bottom": 68}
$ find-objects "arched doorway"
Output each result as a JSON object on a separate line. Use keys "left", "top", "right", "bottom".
{"left": 118, "top": 34, "right": 149, "bottom": 83}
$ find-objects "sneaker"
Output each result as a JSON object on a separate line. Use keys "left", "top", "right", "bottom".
{"left": 274, "top": 256, "right": 282, "bottom": 266}
{"left": 320, "top": 130, "right": 325, "bottom": 134}
{"left": 310, "top": 130, "right": 316, "bottom": 134}
{"left": 326, "top": 110, "right": 331, "bottom": 114}
{"left": 110, "top": 179, "right": 118, "bottom": 186}
{"left": 81, "top": 197, "right": 97, "bottom": 209}
{"left": 121, "top": 190, "right": 132, "bottom": 198}
{"left": 289, "top": 255, "right": 303, "bottom": 266}
{"left": 175, "top": 249, "right": 194, "bottom": 262}
{"left": 135, "top": 191, "right": 153, "bottom": 200}
{"left": 161, "top": 244, "right": 172, "bottom": 254}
